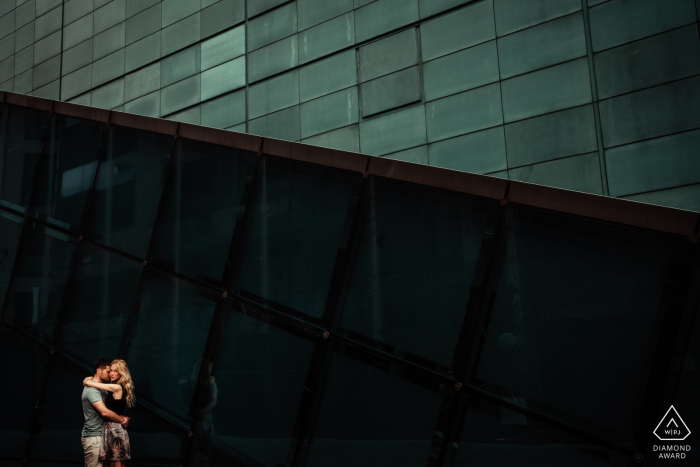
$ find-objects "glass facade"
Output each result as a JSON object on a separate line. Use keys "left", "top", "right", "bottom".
{"left": 0, "top": 93, "right": 699, "bottom": 466}
{"left": 1, "top": 0, "right": 700, "bottom": 212}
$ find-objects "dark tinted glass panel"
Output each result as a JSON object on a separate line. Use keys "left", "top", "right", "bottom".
{"left": 235, "top": 157, "right": 360, "bottom": 320}
{"left": 127, "top": 270, "right": 217, "bottom": 425}
{"left": 123, "top": 404, "right": 184, "bottom": 465}
{"left": 0, "top": 210, "right": 24, "bottom": 310}
{"left": 4, "top": 222, "right": 78, "bottom": 344}
{"left": 85, "top": 126, "right": 173, "bottom": 258}
{"left": 456, "top": 397, "right": 628, "bottom": 466}
{"left": 0, "top": 105, "right": 51, "bottom": 212}
{"left": 30, "top": 116, "right": 105, "bottom": 232}
{"left": 340, "top": 179, "right": 497, "bottom": 366}
{"left": 476, "top": 206, "right": 688, "bottom": 446}
{"left": 0, "top": 326, "right": 48, "bottom": 458}
{"left": 152, "top": 141, "right": 256, "bottom": 286}
{"left": 189, "top": 300, "right": 315, "bottom": 466}
{"left": 59, "top": 242, "right": 143, "bottom": 366}
{"left": 305, "top": 350, "right": 443, "bottom": 466}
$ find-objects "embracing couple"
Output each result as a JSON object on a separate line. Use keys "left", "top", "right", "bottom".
{"left": 81, "top": 358, "right": 136, "bottom": 467}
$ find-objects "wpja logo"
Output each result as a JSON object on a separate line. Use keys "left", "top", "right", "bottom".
{"left": 653, "top": 405, "right": 691, "bottom": 459}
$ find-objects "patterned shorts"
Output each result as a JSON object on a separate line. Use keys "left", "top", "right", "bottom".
{"left": 100, "top": 421, "right": 131, "bottom": 461}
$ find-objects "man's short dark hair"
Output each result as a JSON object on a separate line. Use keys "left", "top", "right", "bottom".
{"left": 94, "top": 358, "right": 112, "bottom": 372}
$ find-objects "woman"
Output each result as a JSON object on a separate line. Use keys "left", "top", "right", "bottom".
{"left": 83, "top": 359, "right": 135, "bottom": 466}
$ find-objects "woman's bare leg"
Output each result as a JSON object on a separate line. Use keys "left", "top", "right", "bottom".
{"left": 110, "top": 461, "right": 123, "bottom": 467}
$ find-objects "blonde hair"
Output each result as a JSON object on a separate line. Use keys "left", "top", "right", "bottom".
{"left": 111, "top": 359, "right": 136, "bottom": 408}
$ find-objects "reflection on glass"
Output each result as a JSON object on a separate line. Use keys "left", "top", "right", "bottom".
{"left": 59, "top": 242, "right": 143, "bottom": 365}
{"left": 152, "top": 141, "right": 256, "bottom": 286}
{"left": 85, "top": 126, "right": 173, "bottom": 258}
{"left": 236, "top": 157, "right": 360, "bottom": 320}
{"left": 0, "top": 210, "right": 24, "bottom": 309}
{"left": 0, "top": 105, "right": 51, "bottom": 212}
{"left": 340, "top": 178, "right": 495, "bottom": 366}
{"left": 4, "top": 222, "right": 78, "bottom": 343}
{"left": 30, "top": 116, "right": 105, "bottom": 232}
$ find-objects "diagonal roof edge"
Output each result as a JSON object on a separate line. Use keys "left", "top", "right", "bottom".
{"left": 1, "top": 90, "right": 697, "bottom": 238}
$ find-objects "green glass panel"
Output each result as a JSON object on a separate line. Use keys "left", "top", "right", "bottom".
{"left": 161, "top": 11, "right": 200, "bottom": 57}
{"left": 236, "top": 156, "right": 362, "bottom": 318}
{"left": 0, "top": 0, "right": 12, "bottom": 16}
{"left": 16, "top": 46, "right": 33, "bottom": 75}
{"left": 355, "top": 0, "right": 375, "bottom": 6}
{"left": 162, "top": 0, "right": 199, "bottom": 28}
{"left": 227, "top": 122, "right": 247, "bottom": 132}
{"left": 508, "top": 152, "right": 602, "bottom": 194}
{"left": 359, "top": 28, "right": 416, "bottom": 82}
{"left": 429, "top": 126, "right": 506, "bottom": 174}
{"left": 623, "top": 183, "right": 700, "bottom": 213}
{"left": 4, "top": 223, "right": 78, "bottom": 343}
{"left": 14, "top": 68, "right": 32, "bottom": 93}
{"left": 0, "top": 210, "right": 24, "bottom": 305}
{"left": 15, "top": 0, "right": 35, "bottom": 29}
{"left": 419, "top": 0, "right": 471, "bottom": 17}
{"left": 248, "top": 69, "right": 299, "bottom": 119}
{"left": 426, "top": 82, "right": 503, "bottom": 143}
{"left": 0, "top": 55, "right": 13, "bottom": 83}
{"left": 606, "top": 130, "right": 700, "bottom": 197}
{"left": 127, "top": 0, "right": 160, "bottom": 18}
{"left": 501, "top": 57, "right": 591, "bottom": 123}
{"left": 354, "top": 0, "right": 419, "bottom": 43}
{"left": 300, "top": 49, "right": 357, "bottom": 102}
{"left": 589, "top": 0, "right": 695, "bottom": 52}
{"left": 298, "top": 0, "right": 353, "bottom": 30}
{"left": 161, "top": 45, "right": 201, "bottom": 88}
{"left": 33, "top": 29, "right": 60, "bottom": 64}
{"left": 32, "top": 53, "right": 59, "bottom": 89}
{"left": 160, "top": 73, "right": 200, "bottom": 116}
{"left": 249, "top": 105, "right": 301, "bottom": 141}
{"left": 125, "top": 2, "right": 160, "bottom": 45}
{"left": 486, "top": 169, "right": 507, "bottom": 179}
{"left": 124, "top": 89, "right": 160, "bottom": 117}
{"left": 152, "top": 140, "right": 257, "bottom": 284}
{"left": 59, "top": 243, "right": 143, "bottom": 364}
{"left": 61, "top": 64, "right": 91, "bottom": 100}
{"left": 30, "top": 115, "right": 104, "bottom": 230}
{"left": 0, "top": 11, "right": 14, "bottom": 41}
{"left": 301, "top": 86, "right": 359, "bottom": 138}
{"left": 128, "top": 271, "right": 217, "bottom": 424}
{"left": 420, "top": 0, "right": 495, "bottom": 62}
{"left": 360, "top": 105, "right": 426, "bottom": 156}
{"left": 361, "top": 66, "right": 419, "bottom": 117}
{"left": 306, "top": 351, "right": 443, "bottom": 466}
{"left": 125, "top": 30, "right": 160, "bottom": 73}
{"left": 34, "top": 4, "right": 61, "bottom": 41}
{"left": 301, "top": 123, "right": 359, "bottom": 152}
{"left": 166, "top": 105, "right": 201, "bottom": 124}
{"left": 61, "top": 38, "right": 91, "bottom": 76}
{"left": 39, "top": 0, "right": 62, "bottom": 21}
{"left": 247, "top": 0, "right": 288, "bottom": 18}
{"left": 15, "top": 22, "right": 33, "bottom": 53}
{"left": 298, "top": 11, "right": 354, "bottom": 65}
{"left": 124, "top": 61, "right": 159, "bottom": 102}
{"left": 201, "top": 89, "right": 246, "bottom": 129}
{"left": 201, "top": 0, "right": 245, "bottom": 39}
{"left": 0, "top": 33, "right": 14, "bottom": 64}
{"left": 493, "top": 0, "right": 580, "bottom": 36}
{"left": 498, "top": 12, "right": 586, "bottom": 79}
{"left": 201, "top": 56, "right": 245, "bottom": 100}
{"left": 505, "top": 104, "right": 597, "bottom": 167}
{"left": 247, "top": 34, "right": 298, "bottom": 83}
{"left": 94, "top": 0, "right": 125, "bottom": 34}
{"left": 63, "top": 12, "right": 92, "bottom": 50}
{"left": 423, "top": 40, "right": 499, "bottom": 102}
{"left": 93, "top": 21, "right": 125, "bottom": 61}
{"left": 248, "top": 1, "right": 297, "bottom": 51}
{"left": 0, "top": 78, "right": 13, "bottom": 91}
{"left": 64, "top": 0, "right": 93, "bottom": 25}
{"left": 595, "top": 25, "right": 700, "bottom": 99}
{"left": 91, "top": 78, "right": 125, "bottom": 109}
{"left": 599, "top": 76, "right": 700, "bottom": 148}
{"left": 0, "top": 327, "right": 47, "bottom": 458}
{"left": 86, "top": 126, "right": 173, "bottom": 258}
{"left": 384, "top": 144, "right": 428, "bottom": 164}
{"left": 201, "top": 24, "right": 245, "bottom": 71}
{"left": 31, "top": 78, "right": 60, "bottom": 99}
{"left": 91, "top": 48, "right": 124, "bottom": 87}
{"left": 67, "top": 92, "right": 91, "bottom": 105}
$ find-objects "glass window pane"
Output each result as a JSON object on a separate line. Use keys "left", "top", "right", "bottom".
{"left": 494, "top": 0, "right": 580, "bottom": 36}
{"left": 4, "top": 223, "right": 78, "bottom": 348}
{"left": 361, "top": 66, "right": 420, "bottom": 117}
{"left": 161, "top": 44, "right": 200, "bottom": 89}
{"left": 428, "top": 126, "right": 506, "bottom": 174}
{"left": 124, "top": 61, "right": 160, "bottom": 102}
{"left": 354, "top": 0, "right": 419, "bottom": 43}
{"left": 160, "top": 73, "right": 200, "bottom": 117}
{"left": 298, "top": 11, "right": 355, "bottom": 65}
{"left": 201, "top": 24, "right": 245, "bottom": 71}
{"left": 0, "top": 211, "right": 24, "bottom": 310}
{"left": 299, "top": 49, "right": 357, "bottom": 103}
{"left": 201, "top": 89, "right": 246, "bottom": 129}
{"left": 125, "top": 2, "right": 161, "bottom": 46}
{"left": 201, "top": 0, "right": 245, "bottom": 39}
{"left": 152, "top": 140, "right": 256, "bottom": 285}
{"left": 301, "top": 124, "right": 359, "bottom": 153}
{"left": 358, "top": 28, "right": 417, "bottom": 82}
{"left": 248, "top": 105, "right": 301, "bottom": 141}
{"left": 476, "top": 206, "right": 690, "bottom": 446}
{"left": 247, "top": 1, "right": 297, "bottom": 52}
{"left": 127, "top": 270, "right": 218, "bottom": 425}
{"left": 305, "top": 350, "right": 443, "bottom": 466}
{"left": 235, "top": 157, "right": 362, "bottom": 320}
{"left": 298, "top": 0, "right": 353, "bottom": 31}
{"left": 301, "top": 87, "right": 359, "bottom": 139}
{"left": 508, "top": 151, "right": 603, "bottom": 194}
{"left": 249, "top": 70, "right": 299, "bottom": 120}
{"left": 340, "top": 178, "right": 497, "bottom": 366}
{"left": 359, "top": 105, "right": 426, "bottom": 156}
{"left": 247, "top": 34, "right": 298, "bottom": 83}
{"left": 201, "top": 55, "right": 246, "bottom": 101}
{"left": 30, "top": 115, "right": 105, "bottom": 232}
{"left": 161, "top": 11, "right": 200, "bottom": 57}
{"left": 0, "top": 105, "right": 51, "bottom": 212}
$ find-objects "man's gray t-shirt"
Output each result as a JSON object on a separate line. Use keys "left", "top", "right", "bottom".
{"left": 81, "top": 386, "right": 107, "bottom": 437}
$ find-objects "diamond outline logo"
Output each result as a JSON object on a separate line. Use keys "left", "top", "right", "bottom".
{"left": 654, "top": 405, "right": 691, "bottom": 441}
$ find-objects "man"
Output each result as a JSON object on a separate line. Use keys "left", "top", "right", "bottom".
{"left": 82, "top": 358, "right": 129, "bottom": 467}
